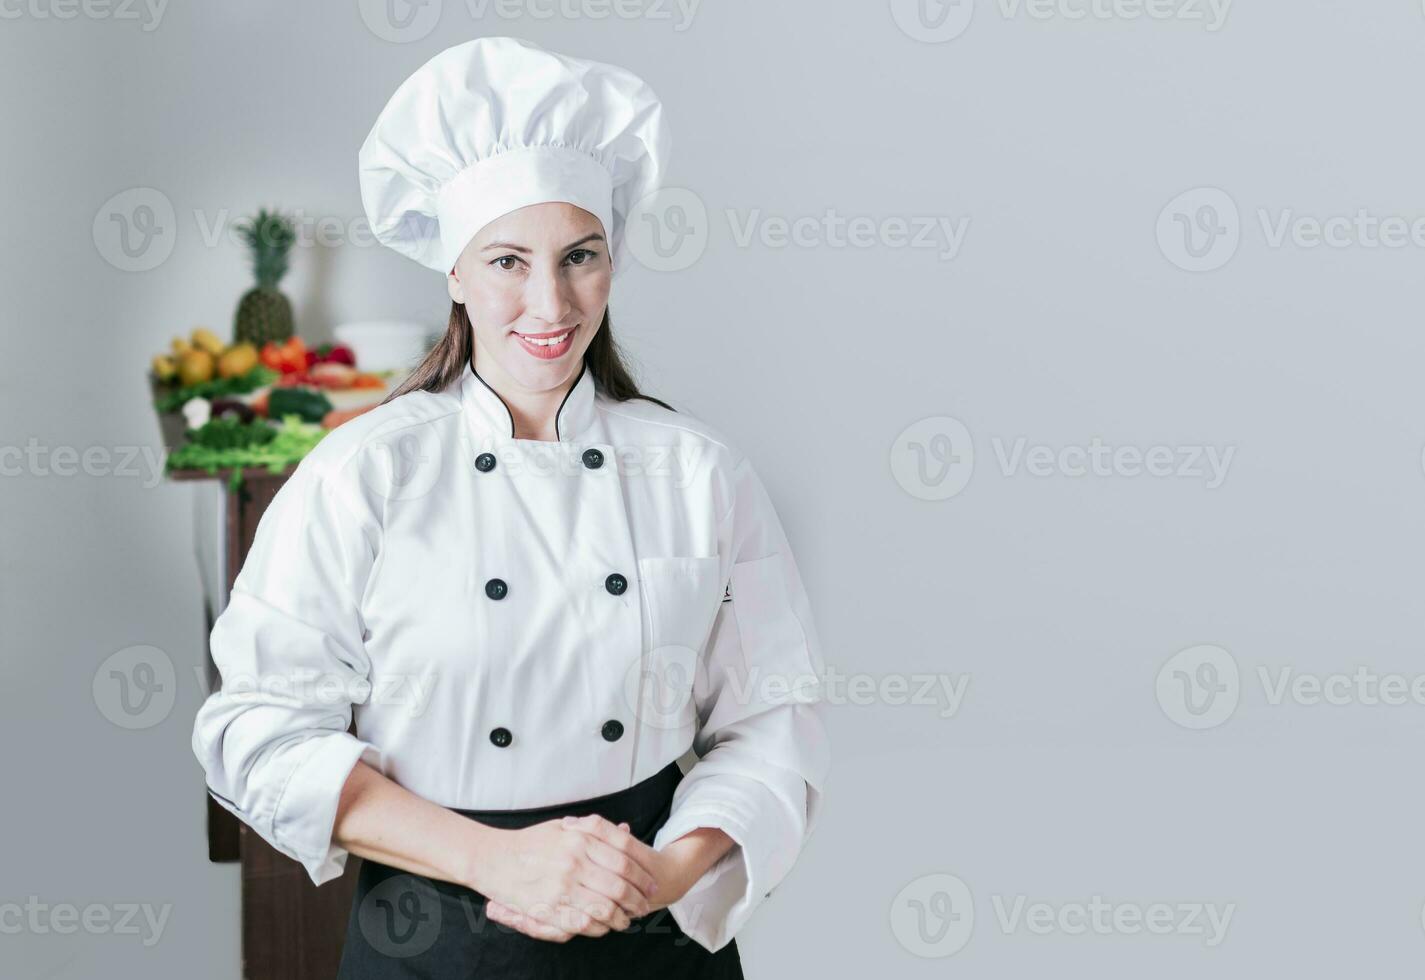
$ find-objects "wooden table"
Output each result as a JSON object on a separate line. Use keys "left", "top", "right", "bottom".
{"left": 167, "top": 433, "right": 361, "bottom": 978}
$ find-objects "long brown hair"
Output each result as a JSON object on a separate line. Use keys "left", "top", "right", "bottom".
{"left": 384, "top": 302, "right": 675, "bottom": 412}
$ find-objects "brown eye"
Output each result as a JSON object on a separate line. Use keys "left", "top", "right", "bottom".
{"left": 493, "top": 255, "right": 520, "bottom": 271}
{"left": 566, "top": 249, "right": 596, "bottom": 266}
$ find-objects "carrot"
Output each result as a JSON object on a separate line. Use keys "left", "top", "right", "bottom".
{"left": 321, "top": 404, "right": 378, "bottom": 429}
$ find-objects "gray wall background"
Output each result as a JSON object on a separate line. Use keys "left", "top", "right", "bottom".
{"left": 3, "top": 0, "right": 1424, "bottom": 976}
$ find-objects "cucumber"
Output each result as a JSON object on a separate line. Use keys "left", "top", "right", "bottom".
{"left": 267, "top": 387, "right": 333, "bottom": 424}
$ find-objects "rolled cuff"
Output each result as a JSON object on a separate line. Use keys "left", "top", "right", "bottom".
{"left": 271, "top": 734, "right": 385, "bottom": 886}
{"left": 652, "top": 772, "right": 806, "bottom": 953}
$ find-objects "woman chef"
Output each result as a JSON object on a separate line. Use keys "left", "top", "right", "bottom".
{"left": 191, "top": 35, "right": 830, "bottom": 979}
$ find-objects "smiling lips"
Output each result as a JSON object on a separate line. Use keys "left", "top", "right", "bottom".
{"left": 514, "top": 326, "right": 576, "bottom": 360}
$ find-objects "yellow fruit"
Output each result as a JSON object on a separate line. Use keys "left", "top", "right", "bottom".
{"left": 178, "top": 349, "right": 216, "bottom": 387}
{"left": 191, "top": 327, "right": 225, "bottom": 356}
{"left": 218, "top": 343, "right": 259, "bottom": 379}
{"left": 171, "top": 336, "right": 192, "bottom": 356}
{"left": 152, "top": 355, "right": 177, "bottom": 382}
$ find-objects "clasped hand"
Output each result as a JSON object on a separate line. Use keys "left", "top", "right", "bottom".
{"left": 476, "top": 813, "right": 686, "bottom": 943}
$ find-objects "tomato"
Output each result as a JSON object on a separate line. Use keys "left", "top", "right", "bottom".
{"left": 278, "top": 337, "right": 308, "bottom": 374}
{"left": 260, "top": 342, "right": 285, "bottom": 372}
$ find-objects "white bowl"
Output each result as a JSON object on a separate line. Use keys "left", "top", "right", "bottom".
{"left": 333, "top": 320, "right": 436, "bottom": 373}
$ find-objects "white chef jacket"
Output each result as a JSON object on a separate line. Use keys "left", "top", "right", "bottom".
{"left": 190, "top": 359, "right": 831, "bottom": 953}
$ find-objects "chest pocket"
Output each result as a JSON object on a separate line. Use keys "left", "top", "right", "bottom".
{"left": 637, "top": 556, "right": 723, "bottom": 655}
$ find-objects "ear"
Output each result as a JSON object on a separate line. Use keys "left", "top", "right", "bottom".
{"left": 446, "top": 266, "right": 466, "bottom": 304}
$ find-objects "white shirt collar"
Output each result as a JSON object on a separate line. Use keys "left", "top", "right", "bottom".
{"left": 459, "top": 358, "right": 598, "bottom": 444}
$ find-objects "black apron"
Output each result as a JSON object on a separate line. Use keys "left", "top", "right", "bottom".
{"left": 336, "top": 761, "right": 744, "bottom": 979}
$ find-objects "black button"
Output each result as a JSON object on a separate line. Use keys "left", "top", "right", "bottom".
{"left": 581, "top": 448, "right": 604, "bottom": 470}
{"left": 489, "top": 727, "right": 512, "bottom": 748}
{"left": 605, "top": 573, "right": 627, "bottom": 596}
{"left": 484, "top": 578, "right": 508, "bottom": 600}
{"left": 475, "top": 452, "right": 497, "bottom": 472}
{"left": 601, "top": 720, "right": 624, "bottom": 742}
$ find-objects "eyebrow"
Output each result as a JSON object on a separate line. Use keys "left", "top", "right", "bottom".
{"left": 481, "top": 233, "right": 606, "bottom": 254}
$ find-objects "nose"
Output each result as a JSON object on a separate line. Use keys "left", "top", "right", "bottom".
{"left": 523, "top": 261, "right": 574, "bottom": 327}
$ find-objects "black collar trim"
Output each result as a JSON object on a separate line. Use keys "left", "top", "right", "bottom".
{"left": 468, "top": 354, "right": 589, "bottom": 442}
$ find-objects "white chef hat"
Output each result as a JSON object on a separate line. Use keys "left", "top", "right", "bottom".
{"left": 357, "top": 36, "right": 669, "bottom": 278}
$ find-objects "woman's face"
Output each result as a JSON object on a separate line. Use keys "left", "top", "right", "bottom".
{"left": 447, "top": 201, "right": 611, "bottom": 395}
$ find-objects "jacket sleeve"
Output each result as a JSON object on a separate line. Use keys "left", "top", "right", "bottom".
{"left": 651, "top": 451, "right": 831, "bottom": 952}
{"left": 190, "top": 459, "right": 385, "bottom": 886}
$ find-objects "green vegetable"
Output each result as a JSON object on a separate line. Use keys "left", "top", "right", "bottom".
{"left": 166, "top": 416, "right": 327, "bottom": 490}
{"left": 155, "top": 365, "right": 278, "bottom": 412}
{"left": 266, "top": 387, "right": 333, "bottom": 424}
{"left": 187, "top": 418, "right": 278, "bottom": 451}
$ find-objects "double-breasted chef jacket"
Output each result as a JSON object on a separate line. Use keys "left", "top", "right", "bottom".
{"left": 191, "top": 358, "right": 831, "bottom": 953}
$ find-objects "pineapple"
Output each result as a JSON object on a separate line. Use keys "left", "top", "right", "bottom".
{"left": 233, "top": 208, "right": 297, "bottom": 346}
